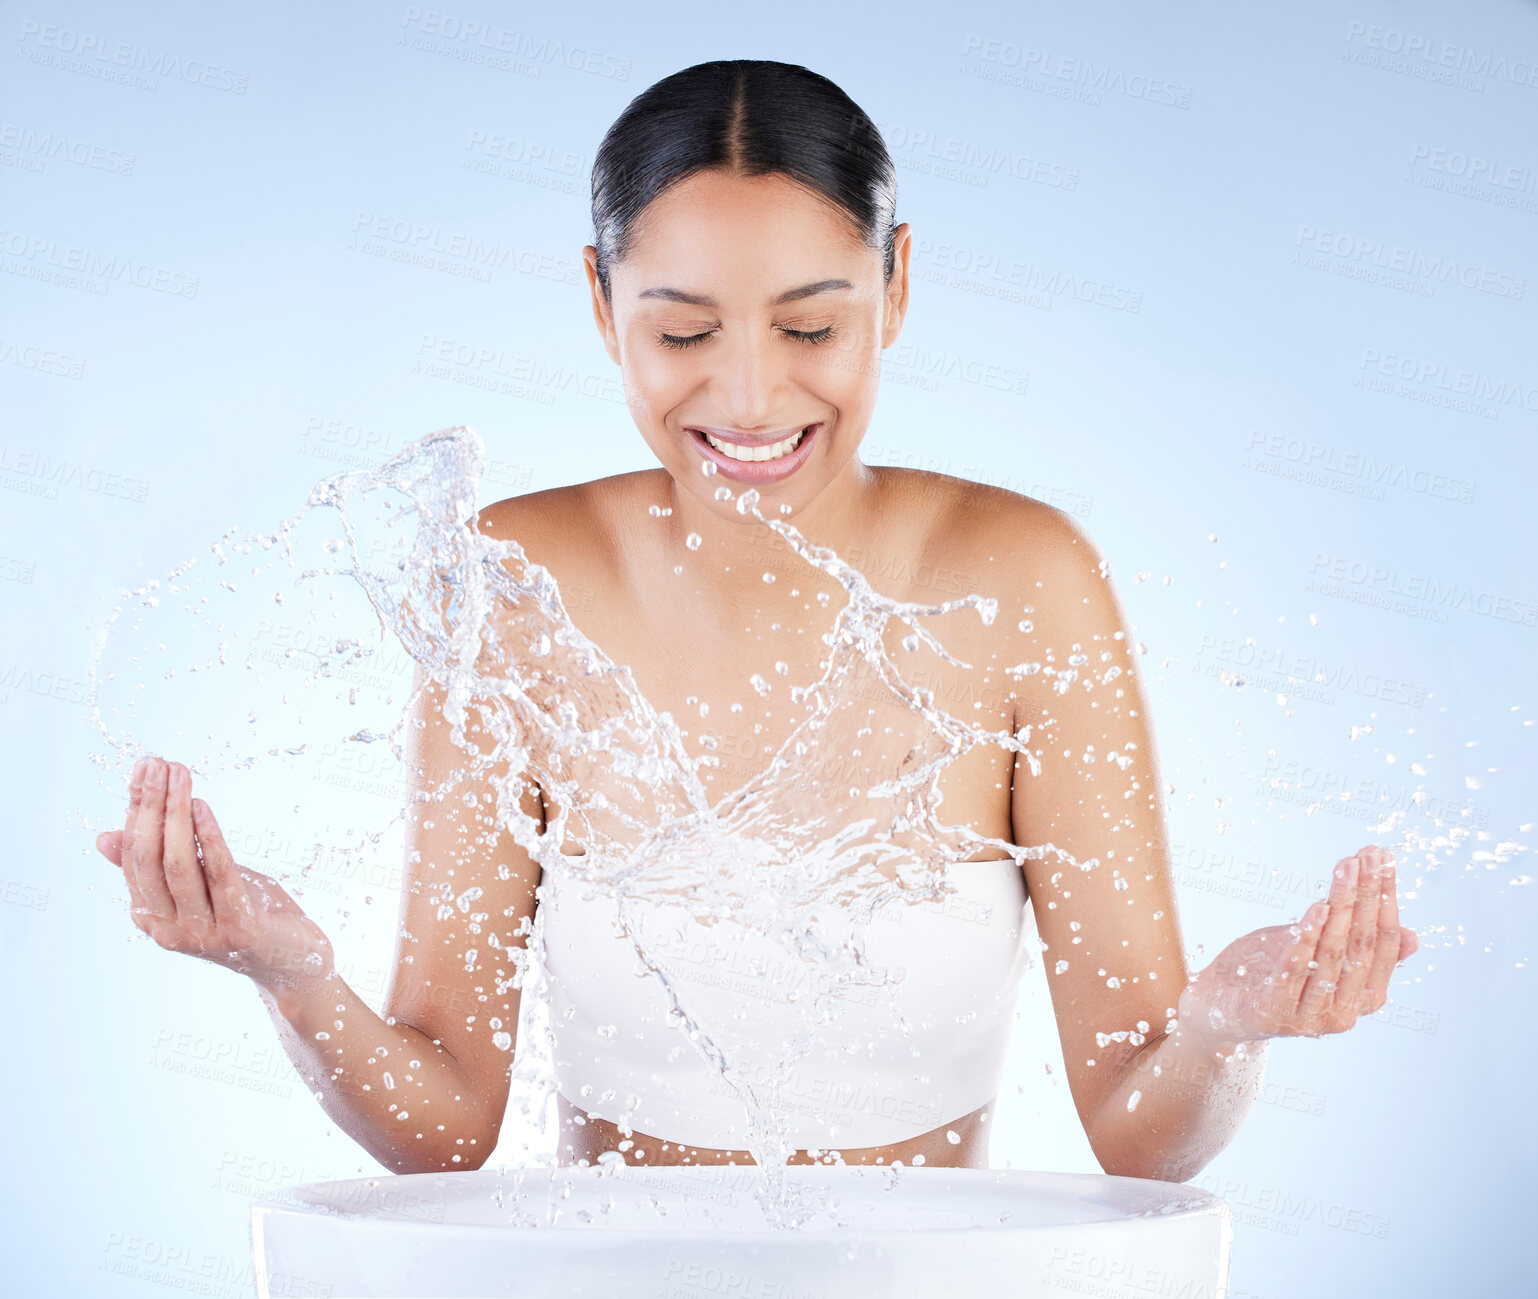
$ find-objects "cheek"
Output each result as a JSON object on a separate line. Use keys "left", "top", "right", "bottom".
{"left": 622, "top": 348, "right": 689, "bottom": 411}
{"left": 797, "top": 332, "right": 879, "bottom": 404}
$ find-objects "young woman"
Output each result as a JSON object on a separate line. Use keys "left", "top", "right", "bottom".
{"left": 96, "top": 60, "right": 1418, "bottom": 1179}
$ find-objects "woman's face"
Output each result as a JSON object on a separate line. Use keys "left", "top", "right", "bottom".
{"left": 583, "top": 168, "right": 911, "bottom": 526}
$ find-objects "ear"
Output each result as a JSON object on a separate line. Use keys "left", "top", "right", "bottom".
{"left": 880, "top": 223, "right": 912, "bottom": 349}
{"left": 582, "top": 245, "right": 621, "bottom": 366}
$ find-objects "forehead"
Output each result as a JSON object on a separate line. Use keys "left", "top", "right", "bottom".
{"left": 617, "top": 169, "right": 877, "bottom": 294}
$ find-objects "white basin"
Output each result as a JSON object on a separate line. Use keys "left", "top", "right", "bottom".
{"left": 250, "top": 1165, "right": 1231, "bottom": 1298}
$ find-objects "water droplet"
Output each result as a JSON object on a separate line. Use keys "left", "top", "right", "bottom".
{"left": 685, "top": 533, "right": 702, "bottom": 551}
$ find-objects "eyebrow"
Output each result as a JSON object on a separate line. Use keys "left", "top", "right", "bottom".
{"left": 636, "top": 278, "right": 854, "bottom": 308}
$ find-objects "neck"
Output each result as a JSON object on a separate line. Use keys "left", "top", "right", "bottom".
{"left": 657, "top": 454, "right": 880, "bottom": 619}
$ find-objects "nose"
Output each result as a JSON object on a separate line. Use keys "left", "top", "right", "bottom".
{"left": 714, "top": 330, "right": 791, "bottom": 430}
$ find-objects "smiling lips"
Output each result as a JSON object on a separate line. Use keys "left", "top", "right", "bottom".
{"left": 686, "top": 423, "right": 821, "bottom": 482}
{"left": 699, "top": 427, "right": 806, "bottom": 461}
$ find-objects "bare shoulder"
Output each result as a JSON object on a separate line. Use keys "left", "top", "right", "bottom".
{"left": 475, "top": 479, "right": 596, "bottom": 552}
{"left": 872, "top": 466, "right": 1107, "bottom": 589}
{"left": 475, "top": 470, "right": 665, "bottom": 565}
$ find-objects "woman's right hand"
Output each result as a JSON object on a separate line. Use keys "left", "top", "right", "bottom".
{"left": 95, "top": 756, "right": 335, "bottom": 998}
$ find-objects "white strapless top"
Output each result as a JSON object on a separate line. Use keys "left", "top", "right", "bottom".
{"left": 537, "top": 857, "right": 1035, "bottom": 1150}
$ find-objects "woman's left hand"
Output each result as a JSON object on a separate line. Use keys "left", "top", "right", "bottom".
{"left": 1177, "top": 844, "right": 1420, "bottom": 1045}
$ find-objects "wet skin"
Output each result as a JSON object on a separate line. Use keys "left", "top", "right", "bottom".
{"left": 98, "top": 168, "right": 1420, "bottom": 1177}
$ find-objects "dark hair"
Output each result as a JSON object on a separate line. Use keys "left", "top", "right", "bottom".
{"left": 590, "top": 60, "right": 898, "bottom": 301}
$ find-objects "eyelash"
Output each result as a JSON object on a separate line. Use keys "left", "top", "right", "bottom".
{"left": 657, "top": 325, "right": 837, "bottom": 350}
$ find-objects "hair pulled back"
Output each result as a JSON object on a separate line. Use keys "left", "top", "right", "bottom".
{"left": 590, "top": 60, "right": 898, "bottom": 301}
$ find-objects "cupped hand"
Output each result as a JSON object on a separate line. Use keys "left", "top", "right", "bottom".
{"left": 96, "top": 756, "right": 335, "bottom": 995}
{"left": 1178, "top": 844, "right": 1420, "bottom": 1044}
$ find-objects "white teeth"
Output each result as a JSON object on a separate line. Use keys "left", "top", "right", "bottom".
{"left": 702, "top": 428, "right": 806, "bottom": 462}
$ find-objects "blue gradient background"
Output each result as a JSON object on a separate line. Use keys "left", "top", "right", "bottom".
{"left": 2, "top": 2, "right": 1535, "bottom": 1296}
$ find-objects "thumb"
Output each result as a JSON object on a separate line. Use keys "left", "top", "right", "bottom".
{"left": 96, "top": 830, "right": 124, "bottom": 866}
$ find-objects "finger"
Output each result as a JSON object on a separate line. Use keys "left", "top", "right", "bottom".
{"left": 192, "top": 798, "right": 258, "bottom": 939}
{"left": 163, "top": 762, "right": 215, "bottom": 937}
{"left": 1299, "top": 856, "right": 1359, "bottom": 1022}
{"left": 117, "top": 757, "right": 148, "bottom": 908}
{"left": 1361, "top": 855, "right": 1403, "bottom": 1013}
{"left": 1398, "top": 928, "right": 1419, "bottom": 963}
{"left": 1336, "top": 847, "right": 1385, "bottom": 1018}
{"left": 96, "top": 830, "right": 124, "bottom": 867}
{"left": 128, "top": 757, "right": 177, "bottom": 918}
{"left": 1281, "top": 899, "right": 1328, "bottom": 1008}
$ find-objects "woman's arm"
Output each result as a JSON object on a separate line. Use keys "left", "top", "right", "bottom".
{"left": 253, "top": 961, "right": 504, "bottom": 1174}
{"left": 97, "top": 751, "right": 529, "bottom": 1174}
{"left": 1001, "top": 504, "right": 1417, "bottom": 1181}
{"left": 261, "top": 657, "right": 547, "bottom": 1173}
{"left": 1002, "top": 501, "right": 1261, "bottom": 1181}
{"left": 1082, "top": 839, "right": 1414, "bottom": 1181}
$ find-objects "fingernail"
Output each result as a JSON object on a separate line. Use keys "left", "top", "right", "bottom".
{"left": 131, "top": 756, "right": 146, "bottom": 781}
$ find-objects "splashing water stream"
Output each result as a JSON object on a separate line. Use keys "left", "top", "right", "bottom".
{"left": 85, "top": 426, "right": 1529, "bottom": 1227}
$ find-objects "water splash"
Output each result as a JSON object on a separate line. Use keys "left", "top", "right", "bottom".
{"left": 84, "top": 425, "right": 1531, "bottom": 1226}
{"left": 87, "top": 426, "right": 1080, "bottom": 1223}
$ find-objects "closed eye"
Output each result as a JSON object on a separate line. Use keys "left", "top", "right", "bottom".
{"left": 657, "top": 325, "right": 839, "bottom": 350}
